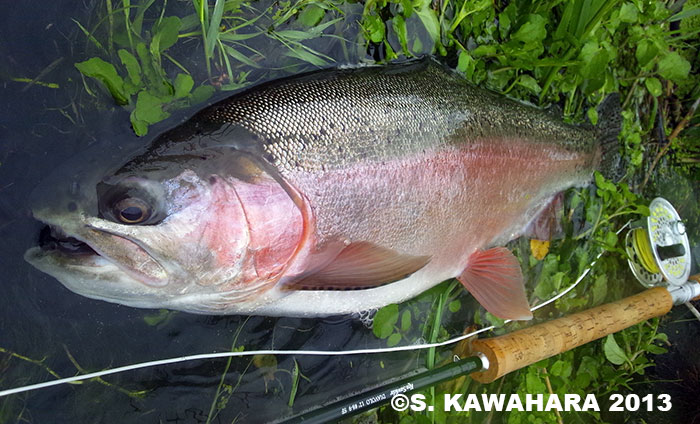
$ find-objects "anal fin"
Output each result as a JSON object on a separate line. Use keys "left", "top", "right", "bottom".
{"left": 457, "top": 247, "right": 533, "bottom": 320}
{"left": 282, "top": 242, "right": 430, "bottom": 291}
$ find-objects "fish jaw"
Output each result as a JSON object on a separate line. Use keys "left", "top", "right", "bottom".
{"left": 24, "top": 245, "right": 168, "bottom": 308}
{"left": 24, "top": 209, "right": 173, "bottom": 306}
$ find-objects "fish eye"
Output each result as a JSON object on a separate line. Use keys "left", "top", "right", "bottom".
{"left": 113, "top": 198, "right": 151, "bottom": 224}
{"left": 97, "top": 179, "right": 165, "bottom": 225}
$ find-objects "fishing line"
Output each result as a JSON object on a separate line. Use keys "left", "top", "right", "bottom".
{"left": 1, "top": 225, "right": 627, "bottom": 398}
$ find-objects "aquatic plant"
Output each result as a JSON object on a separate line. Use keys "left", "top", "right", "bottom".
{"left": 73, "top": 0, "right": 352, "bottom": 135}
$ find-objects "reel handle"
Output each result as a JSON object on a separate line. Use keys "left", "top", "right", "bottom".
{"left": 470, "top": 287, "right": 673, "bottom": 383}
{"left": 656, "top": 243, "right": 686, "bottom": 260}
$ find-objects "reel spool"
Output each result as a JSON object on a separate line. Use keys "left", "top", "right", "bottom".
{"left": 626, "top": 197, "right": 691, "bottom": 288}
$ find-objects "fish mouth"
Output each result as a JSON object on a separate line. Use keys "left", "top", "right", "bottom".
{"left": 30, "top": 216, "right": 169, "bottom": 287}
{"left": 39, "top": 225, "right": 98, "bottom": 256}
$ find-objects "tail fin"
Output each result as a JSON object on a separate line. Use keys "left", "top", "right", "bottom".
{"left": 596, "top": 93, "right": 624, "bottom": 181}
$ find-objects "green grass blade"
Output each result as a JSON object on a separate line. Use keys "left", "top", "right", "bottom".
{"left": 72, "top": 19, "right": 106, "bottom": 53}
{"left": 205, "top": 0, "right": 226, "bottom": 58}
{"left": 218, "top": 31, "right": 260, "bottom": 41}
{"left": 222, "top": 44, "right": 260, "bottom": 68}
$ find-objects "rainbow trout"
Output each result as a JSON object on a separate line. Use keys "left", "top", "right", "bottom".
{"left": 25, "top": 60, "right": 620, "bottom": 319}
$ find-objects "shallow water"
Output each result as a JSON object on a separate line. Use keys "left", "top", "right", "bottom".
{"left": 1, "top": 1, "right": 699, "bottom": 423}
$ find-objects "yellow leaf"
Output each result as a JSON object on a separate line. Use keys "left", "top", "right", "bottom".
{"left": 530, "top": 239, "right": 550, "bottom": 261}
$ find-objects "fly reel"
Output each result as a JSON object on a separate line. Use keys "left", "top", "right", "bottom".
{"left": 625, "top": 197, "right": 691, "bottom": 288}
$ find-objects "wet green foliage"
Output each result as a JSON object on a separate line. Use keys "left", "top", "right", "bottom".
{"left": 73, "top": 0, "right": 354, "bottom": 135}
{"left": 74, "top": 1, "right": 219, "bottom": 135}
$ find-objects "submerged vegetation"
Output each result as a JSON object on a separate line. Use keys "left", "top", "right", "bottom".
{"left": 2, "top": 0, "right": 698, "bottom": 423}
{"left": 72, "top": 0, "right": 357, "bottom": 134}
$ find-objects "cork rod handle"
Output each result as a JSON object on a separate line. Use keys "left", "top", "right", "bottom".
{"left": 470, "top": 286, "right": 673, "bottom": 383}
{"left": 690, "top": 274, "right": 700, "bottom": 301}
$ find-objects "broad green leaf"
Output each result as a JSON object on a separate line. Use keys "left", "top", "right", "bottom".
{"left": 400, "top": 0, "right": 413, "bottom": 18}
{"left": 415, "top": 4, "right": 439, "bottom": 48}
{"left": 298, "top": 4, "right": 324, "bottom": 27}
{"left": 517, "top": 75, "right": 541, "bottom": 94}
{"left": 387, "top": 332, "right": 402, "bottom": 347}
{"left": 619, "top": 3, "right": 638, "bottom": 23}
{"left": 644, "top": 77, "right": 662, "bottom": 97}
{"left": 457, "top": 50, "right": 472, "bottom": 72}
{"left": 118, "top": 49, "right": 142, "bottom": 87}
{"left": 485, "top": 312, "right": 505, "bottom": 327}
{"left": 180, "top": 12, "right": 201, "bottom": 32}
{"left": 594, "top": 171, "right": 616, "bottom": 193}
{"left": 654, "top": 332, "right": 669, "bottom": 343}
{"left": 174, "top": 74, "right": 194, "bottom": 99}
{"left": 133, "top": 91, "right": 170, "bottom": 125}
{"left": 591, "top": 274, "right": 607, "bottom": 304}
{"left": 587, "top": 107, "right": 599, "bottom": 125}
{"left": 657, "top": 52, "right": 691, "bottom": 82}
{"left": 190, "top": 85, "right": 215, "bottom": 104}
{"left": 75, "top": 57, "right": 129, "bottom": 105}
{"left": 130, "top": 115, "right": 148, "bottom": 136}
{"left": 372, "top": 304, "right": 399, "bottom": 339}
{"left": 603, "top": 334, "right": 627, "bottom": 365}
{"left": 646, "top": 344, "right": 667, "bottom": 355}
{"left": 457, "top": 50, "right": 476, "bottom": 79}
{"left": 472, "top": 45, "right": 497, "bottom": 57}
{"left": 604, "top": 231, "right": 618, "bottom": 248}
{"left": 579, "top": 42, "right": 610, "bottom": 79}
{"left": 498, "top": 7, "right": 512, "bottom": 38}
{"left": 635, "top": 39, "right": 658, "bottom": 68}
{"left": 363, "top": 14, "right": 385, "bottom": 43}
{"left": 549, "top": 360, "right": 572, "bottom": 378}
{"left": 578, "top": 355, "right": 599, "bottom": 379}
{"left": 400, "top": 310, "right": 412, "bottom": 332}
{"left": 448, "top": 300, "right": 461, "bottom": 313}
{"left": 392, "top": 16, "right": 409, "bottom": 56}
{"left": 136, "top": 42, "right": 171, "bottom": 96}
{"left": 512, "top": 14, "right": 547, "bottom": 45}
{"left": 525, "top": 368, "right": 546, "bottom": 392}
{"left": 153, "top": 16, "right": 182, "bottom": 52}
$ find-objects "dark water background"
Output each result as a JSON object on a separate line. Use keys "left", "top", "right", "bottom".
{"left": 1, "top": 1, "right": 699, "bottom": 424}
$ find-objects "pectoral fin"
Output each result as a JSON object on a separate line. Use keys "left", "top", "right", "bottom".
{"left": 457, "top": 247, "right": 533, "bottom": 320}
{"left": 282, "top": 242, "right": 430, "bottom": 291}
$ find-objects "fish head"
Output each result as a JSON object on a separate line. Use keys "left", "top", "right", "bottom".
{"left": 25, "top": 129, "right": 304, "bottom": 313}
